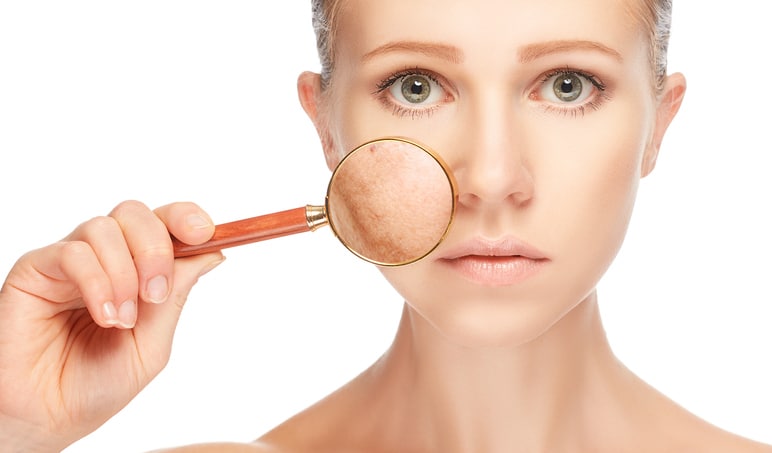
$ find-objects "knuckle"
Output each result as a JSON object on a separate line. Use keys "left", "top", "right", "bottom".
{"left": 85, "top": 215, "right": 120, "bottom": 233}
{"left": 69, "top": 215, "right": 119, "bottom": 241}
{"left": 111, "top": 199, "right": 150, "bottom": 218}
{"left": 135, "top": 243, "right": 173, "bottom": 260}
{"left": 59, "top": 239, "right": 93, "bottom": 259}
{"left": 171, "top": 292, "right": 188, "bottom": 312}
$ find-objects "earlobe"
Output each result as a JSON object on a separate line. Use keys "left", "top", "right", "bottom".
{"left": 297, "top": 71, "right": 338, "bottom": 170}
{"left": 641, "top": 72, "right": 687, "bottom": 177}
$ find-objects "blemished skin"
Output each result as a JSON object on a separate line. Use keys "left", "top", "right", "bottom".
{"left": 327, "top": 139, "right": 454, "bottom": 265}
{"left": 0, "top": 0, "right": 770, "bottom": 452}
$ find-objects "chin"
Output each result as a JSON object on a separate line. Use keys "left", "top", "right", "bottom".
{"left": 414, "top": 292, "right": 585, "bottom": 349}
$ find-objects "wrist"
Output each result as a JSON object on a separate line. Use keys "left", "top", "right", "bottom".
{"left": 0, "top": 417, "right": 69, "bottom": 453}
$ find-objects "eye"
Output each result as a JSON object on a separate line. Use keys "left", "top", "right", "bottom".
{"left": 387, "top": 73, "right": 445, "bottom": 106}
{"left": 374, "top": 69, "right": 451, "bottom": 119}
{"left": 377, "top": 70, "right": 447, "bottom": 106}
{"left": 537, "top": 70, "right": 605, "bottom": 106}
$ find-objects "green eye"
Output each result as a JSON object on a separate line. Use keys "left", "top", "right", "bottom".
{"left": 379, "top": 70, "right": 448, "bottom": 117}
{"left": 400, "top": 75, "right": 432, "bottom": 104}
{"left": 552, "top": 73, "right": 583, "bottom": 102}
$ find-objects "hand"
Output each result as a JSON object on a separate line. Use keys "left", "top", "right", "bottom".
{"left": 0, "top": 201, "right": 224, "bottom": 452}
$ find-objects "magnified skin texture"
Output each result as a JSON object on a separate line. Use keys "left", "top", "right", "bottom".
{"left": 327, "top": 140, "right": 454, "bottom": 265}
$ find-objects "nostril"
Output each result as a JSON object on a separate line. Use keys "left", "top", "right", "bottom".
{"left": 457, "top": 192, "right": 482, "bottom": 209}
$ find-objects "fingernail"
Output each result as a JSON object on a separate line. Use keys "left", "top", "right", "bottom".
{"left": 199, "top": 256, "right": 226, "bottom": 278}
{"left": 117, "top": 299, "right": 136, "bottom": 329}
{"left": 103, "top": 301, "right": 119, "bottom": 326}
{"left": 186, "top": 214, "right": 212, "bottom": 230}
{"left": 146, "top": 275, "right": 169, "bottom": 303}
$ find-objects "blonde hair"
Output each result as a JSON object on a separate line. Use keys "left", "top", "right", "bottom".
{"left": 310, "top": 0, "right": 672, "bottom": 92}
{"left": 624, "top": 0, "right": 672, "bottom": 93}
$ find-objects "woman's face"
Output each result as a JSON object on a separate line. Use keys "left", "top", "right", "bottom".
{"left": 304, "top": 0, "right": 685, "bottom": 346}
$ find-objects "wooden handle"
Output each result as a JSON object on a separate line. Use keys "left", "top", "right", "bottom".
{"left": 173, "top": 206, "right": 310, "bottom": 257}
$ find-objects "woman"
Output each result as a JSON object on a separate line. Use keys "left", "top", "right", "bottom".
{"left": 0, "top": 0, "right": 770, "bottom": 451}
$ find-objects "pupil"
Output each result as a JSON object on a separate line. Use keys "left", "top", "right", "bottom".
{"left": 560, "top": 79, "right": 573, "bottom": 93}
{"left": 411, "top": 81, "right": 424, "bottom": 95}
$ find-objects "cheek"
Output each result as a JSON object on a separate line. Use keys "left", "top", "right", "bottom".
{"left": 580, "top": 115, "right": 647, "bottom": 226}
{"left": 533, "top": 104, "right": 651, "bottom": 284}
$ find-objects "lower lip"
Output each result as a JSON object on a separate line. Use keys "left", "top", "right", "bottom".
{"left": 439, "top": 255, "right": 547, "bottom": 286}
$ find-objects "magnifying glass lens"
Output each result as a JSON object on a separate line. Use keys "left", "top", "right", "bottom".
{"left": 327, "top": 138, "right": 456, "bottom": 266}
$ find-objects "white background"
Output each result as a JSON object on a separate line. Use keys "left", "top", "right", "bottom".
{"left": 0, "top": 2, "right": 770, "bottom": 451}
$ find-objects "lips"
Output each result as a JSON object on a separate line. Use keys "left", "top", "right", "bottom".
{"left": 438, "top": 237, "right": 549, "bottom": 286}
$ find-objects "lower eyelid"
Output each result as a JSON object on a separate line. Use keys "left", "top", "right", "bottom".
{"left": 539, "top": 95, "right": 609, "bottom": 117}
{"left": 374, "top": 86, "right": 452, "bottom": 119}
{"left": 377, "top": 95, "right": 443, "bottom": 119}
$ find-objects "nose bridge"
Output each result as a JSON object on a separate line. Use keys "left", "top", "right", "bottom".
{"left": 451, "top": 86, "right": 534, "bottom": 206}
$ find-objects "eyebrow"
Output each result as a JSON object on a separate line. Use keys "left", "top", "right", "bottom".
{"left": 361, "top": 39, "right": 622, "bottom": 66}
{"left": 518, "top": 40, "right": 623, "bottom": 63}
{"left": 362, "top": 41, "right": 464, "bottom": 64}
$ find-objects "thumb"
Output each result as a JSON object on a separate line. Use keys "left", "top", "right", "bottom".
{"left": 133, "top": 252, "right": 224, "bottom": 372}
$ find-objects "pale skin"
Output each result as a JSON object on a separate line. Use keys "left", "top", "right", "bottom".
{"left": 0, "top": 1, "right": 770, "bottom": 453}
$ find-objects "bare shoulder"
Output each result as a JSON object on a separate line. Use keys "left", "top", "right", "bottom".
{"left": 681, "top": 424, "right": 772, "bottom": 453}
{"left": 707, "top": 437, "right": 772, "bottom": 453}
{"left": 148, "top": 441, "right": 284, "bottom": 453}
{"left": 716, "top": 435, "right": 772, "bottom": 453}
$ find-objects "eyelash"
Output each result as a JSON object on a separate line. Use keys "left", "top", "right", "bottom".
{"left": 537, "top": 68, "right": 610, "bottom": 117}
{"left": 373, "top": 67, "right": 611, "bottom": 118}
{"left": 373, "top": 67, "right": 447, "bottom": 119}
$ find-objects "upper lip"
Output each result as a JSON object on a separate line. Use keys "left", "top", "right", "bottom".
{"left": 439, "top": 236, "right": 548, "bottom": 261}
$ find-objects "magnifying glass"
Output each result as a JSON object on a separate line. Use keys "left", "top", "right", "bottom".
{"left": 172, "top": 137, "right": 457, "bottom": 266}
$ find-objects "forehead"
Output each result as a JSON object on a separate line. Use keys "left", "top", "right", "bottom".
{"left": 335, "top": 0, "right": 646, "bottom": 65}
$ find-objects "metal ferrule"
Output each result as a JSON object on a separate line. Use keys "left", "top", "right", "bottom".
{"left": 305, "top": 205, "right": 328, "bottom": 231}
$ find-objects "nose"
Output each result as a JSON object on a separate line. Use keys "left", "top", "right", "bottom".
{"left": 450, "top": 99, "right": 534, "bottom": 210}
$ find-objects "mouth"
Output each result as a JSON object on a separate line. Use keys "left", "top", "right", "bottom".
{"left": 438, "top": 237, "right": 549, "bottom": 286}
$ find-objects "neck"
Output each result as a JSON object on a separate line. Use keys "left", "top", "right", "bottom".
{"left": 367, "top": 292, "right": 637, "bottom": 452}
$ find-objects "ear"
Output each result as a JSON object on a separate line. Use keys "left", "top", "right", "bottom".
{"left": 297, "top": 71, "right": 339, "bottom": 171}
{"left": 641, "top": 72, "right": 687, "bottom": 177}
